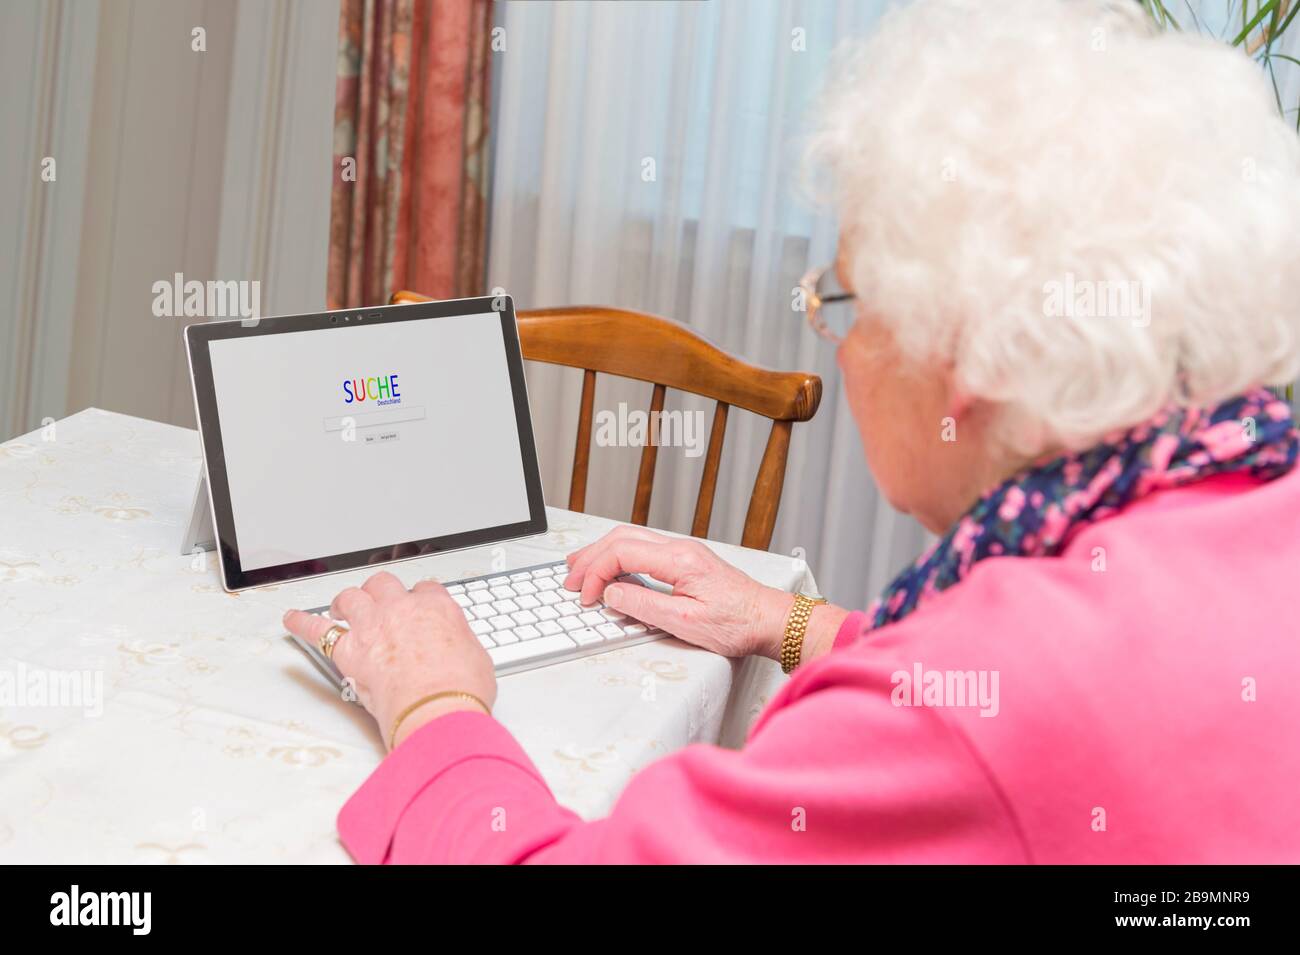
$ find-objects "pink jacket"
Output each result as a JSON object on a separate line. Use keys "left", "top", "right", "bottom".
{"left": 338, "top": 471, "right": 1300, "bottom": 863}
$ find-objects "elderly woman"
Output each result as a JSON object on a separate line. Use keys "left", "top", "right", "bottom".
{"left": 286, "top": 0, "right": 1300, "bottom": 863}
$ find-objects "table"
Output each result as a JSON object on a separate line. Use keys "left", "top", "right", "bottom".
{"left": 0, "top": 409, "right": 818, "bottom": 863}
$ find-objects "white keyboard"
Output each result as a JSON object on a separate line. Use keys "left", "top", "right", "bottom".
{"left": 288, "top": 559, "right": 667, "bottom": 687}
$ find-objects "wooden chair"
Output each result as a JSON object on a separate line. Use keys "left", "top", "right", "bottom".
{"left": 390, "top": 291, "right": 822, "bottom": 550}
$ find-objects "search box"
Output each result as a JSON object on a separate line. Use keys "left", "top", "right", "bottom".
{"left": 323, "top": 406, "right": 426, "bottom": 432}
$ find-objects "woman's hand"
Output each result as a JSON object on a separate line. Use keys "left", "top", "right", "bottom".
{"left": 283, "top": 571, "right": 496, "bottom": 751}
{"left": 564, "top": 526, "right": 796, "bottom": 660}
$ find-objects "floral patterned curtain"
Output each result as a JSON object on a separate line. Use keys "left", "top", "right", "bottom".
{"left": 327, "top": 0, "right": 493, "bottom": 308}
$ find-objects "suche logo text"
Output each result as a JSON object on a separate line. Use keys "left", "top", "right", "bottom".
{"left": 343, "top": 374, "right": 401, "bottom": 406}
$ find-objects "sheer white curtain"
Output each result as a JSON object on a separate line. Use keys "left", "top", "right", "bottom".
{"left": 485, "top": 0, "right": 925, "bottom": 608}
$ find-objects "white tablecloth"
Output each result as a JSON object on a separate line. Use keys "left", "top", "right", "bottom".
{"left": 0, "top": 409, "right": 818, "bottom": 863}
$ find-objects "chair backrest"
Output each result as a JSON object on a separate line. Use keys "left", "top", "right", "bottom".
{"left": 390, "top": 290, "right": 822, "bottom": 550}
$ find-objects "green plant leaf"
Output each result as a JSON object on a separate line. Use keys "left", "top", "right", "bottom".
{"left": 1232, "top": 0, "right": 1279, "bottom": 46}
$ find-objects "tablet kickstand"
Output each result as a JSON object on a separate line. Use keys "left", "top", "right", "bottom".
{"left": 181, "top": 474, "right": 217, "bottom": 556}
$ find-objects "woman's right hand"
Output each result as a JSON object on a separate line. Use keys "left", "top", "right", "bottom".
{"left": 563, "top": 526, "right": 798, "bottom": 660}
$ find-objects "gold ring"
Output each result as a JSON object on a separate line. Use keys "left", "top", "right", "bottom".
{"left": 319, "top": 624, "right": 348, "bottom": 661}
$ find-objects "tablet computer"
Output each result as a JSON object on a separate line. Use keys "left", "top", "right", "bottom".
{"left": 184, "top": 296, "right": 547, "bottom": 592}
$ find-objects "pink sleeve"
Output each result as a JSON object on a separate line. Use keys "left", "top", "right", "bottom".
{"left": 337, "top": 665, "right": 1028, "bottom": 864}
{"left": 834, "top": 609, "right": 868, "bottom": 648}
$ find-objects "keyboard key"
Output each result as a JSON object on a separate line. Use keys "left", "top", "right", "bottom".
{"left": 536, "top": 590, "right": 561, "bottom": 605}
{"left": 462, "top": 608, "right": 473, "bottom": 622}
{"left": 571, "top": 627, "right": 603, "bottom": 646}
{"left": 531, "top": 567, "right": 556, "bottom": 579}
{"left": 514, "top": 624, "right": 541, "bottom": 641}
{"left": 555, "top": 601, "right": 581, "bottom": 617}
{"left": 558, "top": 616, "right": 584, "bottom": 632}
{"left": 599, "top": 608, "right": 625, "bottom": 621}
{"left": 490, "top": 585, "right": 516, "bottom": 600}
{"left": 447, "top": 584, "right": 465, "bottom": 595}
{"left": 596, "top": 623, "right": 624, "bottom": 640}
{"left": 623, "top": 623, "right": 648, "bottom": 636}
{"left": 515, "top": 594, "right": 540, "bottom": 609}
{"left": 476, "top": 633, "right": 496, "bottom": 649}
{"left": 535, "top": 578, "right": 560, "bottom": 591}
{"left": 488, "top": 576, "right": 510, "bottom": 586}
{"left": 466, "top": 580, "right": 488, "bottom": 591}
{"left": 489, "top": 615, "right": 516, "bottom": 632}
{"left": 492, "top": 601, "right": 519, "bottom": 617}
{"left": 559, "top": 588, "right": 582, "bottom": 601}
{"left": 534, "top": 605, "right": 559, "bottom": 621}
{"left": 510, "top": 572, "right": 533, "bottom": 582}
{"left": 487, "top": 633, "right": 577, "bottom": 667}
{"left": 579, "top": 611, "right": 605, "bottom": 626}
{"left": 514, "top": 580, "right": 538, "bottom": 595}
{"left": 451, "top": 593, "right": 471, "bottom": 608}
{"left": 537, "top": 620, "right": 562, "bottom": 635}
{"left": 470, "top": 590, "right": 494, "bottom": 605}
{"left": 469, "top": 620, "right": 493, "bottom": 635}
{"left": 493, "top": 628, "right": 520, "bottom": 644}
{"left": 471, "top": 605, "right": 495, "bottom": 620}
{"left": 511, "top": 610, "right": 539, "bottom": 625}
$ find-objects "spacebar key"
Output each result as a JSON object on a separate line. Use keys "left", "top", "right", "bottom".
{"left": 488, "top": 633, "right": 578, "bottom": 667}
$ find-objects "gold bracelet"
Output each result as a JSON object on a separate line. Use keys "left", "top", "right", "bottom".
{"left": 779, "top": 593, "right": 827, "bottom": 675}
{"left": 389, "top": 690, "right": 491, "bottom": 750}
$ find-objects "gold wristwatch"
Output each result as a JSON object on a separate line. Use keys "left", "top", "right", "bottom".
{"left": 779, "top": 593, "right": 827, "bottom": 674}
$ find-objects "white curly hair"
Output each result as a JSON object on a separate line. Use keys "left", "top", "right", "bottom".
{"left": 804, "top": 0, "right": 1300, "bottom": 455}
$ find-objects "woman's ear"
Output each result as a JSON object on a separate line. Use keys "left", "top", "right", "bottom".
{"left": 945, "top": 368, "right": 975, "bottom": 419}
{"left": 948, "top": 390, "right": 974, "bottom": 419}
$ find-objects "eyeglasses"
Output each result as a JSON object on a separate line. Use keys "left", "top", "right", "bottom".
{"left": 799, "top": 264, "right": 858, "bottom": 344}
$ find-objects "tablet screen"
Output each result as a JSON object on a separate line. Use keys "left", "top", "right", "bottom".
{"left": 205, "top": 311, "right": 534, "bottom": 573}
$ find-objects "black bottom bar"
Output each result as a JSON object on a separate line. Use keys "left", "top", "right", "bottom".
{"left": 2, "top": 865, "right": 1294, "bottom": 941}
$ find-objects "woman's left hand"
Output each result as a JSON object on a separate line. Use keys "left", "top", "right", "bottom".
{"left": 283, "top": 571, "right": 496, "bottom": 750}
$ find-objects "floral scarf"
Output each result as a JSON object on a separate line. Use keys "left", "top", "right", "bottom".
{"left": 865, "top": 388, "right": 1299, "bottom": 632}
